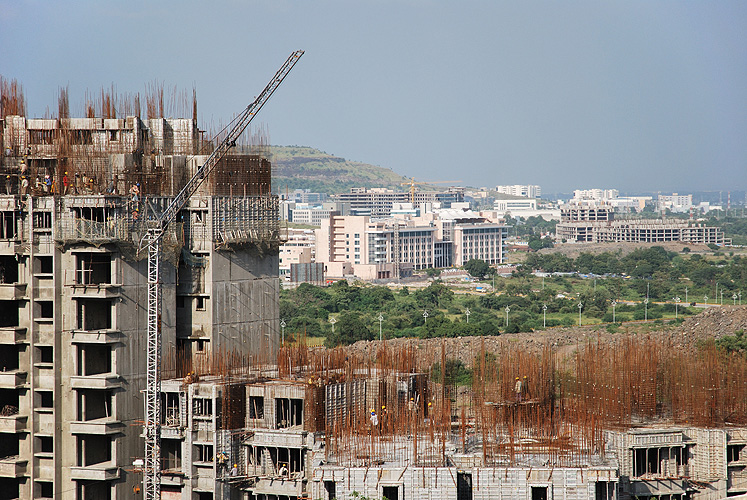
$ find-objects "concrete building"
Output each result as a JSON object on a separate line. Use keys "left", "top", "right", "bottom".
{"left": 280, "top": 189, "right": 327, "bottom": 204}
{"left": 332, "top": 187, "right": 464, "bottom": 217}
{"left": 658, "top": 193, "right": 694, "bottom": 214}
{"left": 315, "top": 215, "right": 437, "bottom": 279}
{"left": 495, "top": 184, "right": 541, "bottom": 198}
{"left": 315, "top": 211, "right": 507, "bottom": 280}
{"left": 149, "top": 342, "right": 747, "bottom": 500}
{"left": 279, "top": 229, "right": 315, "bottom": 277}
{"left": 0, "top": 109, "right": 280, "bottom": 499}
{"left": 573, "top": 188, "right": 619, "bottom": 202}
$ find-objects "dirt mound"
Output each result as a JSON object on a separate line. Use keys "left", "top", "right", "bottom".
{"left": 345, "top": 306, "right": 747, "bottom": 368}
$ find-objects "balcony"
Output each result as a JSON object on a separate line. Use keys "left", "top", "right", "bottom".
{"left": 0, "top": 284, "right": 26, "bottom": 301}
{"left": 0, "top": 457, "right": 27, "bottom": 478}
{"left": 69, "top": 465, "right": 120, "bottom": 481}
{"left": 70, "top": 329, "right": 122, "bottom": 344}
{"left": 0, "top": 371, "right": 27, "bottom": 389}
{"left": 70, "top": 374, "right": 123, "bottom": 390}
{"left": 70, "top": 418, "right": 123, "bottom": 435}
{"left": 161, "top": 426, "right": 184, "bottom": 439}
{"left": 0, "top": 414, "right": 27, "bottom": 433}
{"left": 0, "top": 327, "right": 27, "bottom": 345}
{"left": 69, "top": 283, "right": 121, "bottom": 299}
{"left": 252, "top": 477, "right": 305, "bottom": 497}
{"left": 247, "top": 430, "right": 307, "bottom": 448}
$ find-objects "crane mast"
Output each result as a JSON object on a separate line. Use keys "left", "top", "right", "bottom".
{"left": 142, "top": 50, "right": 304, "bottom": 500}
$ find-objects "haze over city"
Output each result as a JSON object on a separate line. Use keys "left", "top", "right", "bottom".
{"left": 1, "top": 1, "right": 746, "bottom": 193}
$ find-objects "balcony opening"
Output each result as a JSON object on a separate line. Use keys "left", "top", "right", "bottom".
{"left": 0, "top": 256, "right": 18, "bottom": 283}
{"left": 37, "top": 300, "right": 53, "bottom": 319}
{"left": 0, "top": 212, "right": 17, "bottom": 240}
{"left": 0, "top": 345, "right": 19, "bottom": 371}
{"left": 595, "top": 481, "right": 614, "bottom": 500}
{"left": 457, "top": 472, "right": 472, "bottom": 500}
{"left": 161, "top": 392, "right": 181, "bottom": 426}
{"left": 249, "top": 396, "right": 264, "bottom": 419}
{"left": 193, "top": 398, "right": 212, "bottom": 418}
{"left": 33, "top": 211, "right": 52, "bottom": 229}
{"left": 162, "top": 439, "right": 181, "bottom": 471}
{"left": 75, "top": 253, "right": 112, "bottom": 285}
{"left": 197, "top": 493, "right": 213, "bottom": 500}
{"left": 0, "top": 389, "right": 19, "bottom": 414}
{"left": 37, "top": 345, "right": 53, "bottom": 364}
{"left": 275, "top": 398, "right": 303, "bottom": 429}
{"left": 0, "top": 433, "right": 19, "bottom": 457}
{"left": 531, "top": 486, "right": 548, "bottom": 500}
{"left": 382, "top": 486, "right": 400, "bottom": 500}
{"left": 71, "top": 206, "right": 107, "bottom": 222}
{"left": 38, "top": 481, "right": 53, "bottom": 499}
{"left": 0, "top": 300, "right": 19, "bottom": 327}
{"left": 78, "top": 435, "right": 111, "bottom": 466}
{"left": 194, "top": 443, "right": 213, "bottom": 463}
{"left": 38, "top": 390, "right": 53, "bottom": 408}
{"left": 77, "top": 345, "right": 112, "bottom": 376}
{"left": 36, "top": 256, "right": 53, "bottom": 274}
{"left": 38, "top": 436, "right": 53, "bottom": 453}
{"left": 728, "top": 444, "right": 744, "bottom": 463}
{"left": 76, "top": 299, "right": 112, "bottom": 330}
{"left": 0, "top": 479, "right": 19, "bottom": 500}
{"left": 76, "top": 480, "right": 111, "bottom": 500}
{"left": 77, "top": 390, "right": 112, "bottom": 421}
{"left": 324, "top": 481, "right": 336, "bottom": 500}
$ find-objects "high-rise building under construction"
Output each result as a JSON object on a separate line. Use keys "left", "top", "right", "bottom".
{"left": 0, "top": 83, "right": 280, "bottom": 499}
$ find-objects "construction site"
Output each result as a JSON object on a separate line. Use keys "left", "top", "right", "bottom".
{"left": 1, "top": 62, "right": 747, "bottom": 500}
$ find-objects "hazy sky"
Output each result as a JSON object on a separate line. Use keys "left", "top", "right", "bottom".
{"left": 1, "top": 1, "right": 745, "bottom": 194}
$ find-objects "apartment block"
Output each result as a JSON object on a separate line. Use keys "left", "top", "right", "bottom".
{"left": 0, "top": 106, "right": 279, "bottom": 499}
{"left": 495, "top": 184, "right": 541, "bottom": 198}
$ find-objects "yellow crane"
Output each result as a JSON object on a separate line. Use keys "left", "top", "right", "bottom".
{"left": 400, "top": 178, "right": 463, "bottom": 203}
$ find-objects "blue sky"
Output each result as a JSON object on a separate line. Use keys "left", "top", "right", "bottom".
{"left": 1, "top": 1, "right": 746, "bottom": 193}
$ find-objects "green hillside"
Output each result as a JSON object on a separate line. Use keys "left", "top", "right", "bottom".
{"left": 270, "top": 146, "right": 409, "bottom": 195}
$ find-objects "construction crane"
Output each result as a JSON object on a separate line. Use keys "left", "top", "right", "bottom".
{"left": 400, "top": 178, "right": 462, "bottom": 203}
{"left": 140, "top": 50, "right": 304, "bottom": 500}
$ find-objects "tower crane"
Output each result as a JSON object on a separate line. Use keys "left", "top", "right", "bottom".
{"left": 400, "top": 178, "right": 462, "bottom": 203}
{"left": 140, "top": 50, "right": 304, "bottom": 500}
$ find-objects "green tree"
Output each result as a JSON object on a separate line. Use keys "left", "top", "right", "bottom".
{"left": 463, "top": 259, "right": 492, "bottom": 279}
{"left": 324, "top": 312, "right": 374, "bottom": 347}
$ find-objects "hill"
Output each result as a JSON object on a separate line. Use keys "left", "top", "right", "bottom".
{"left": 270, "top": 146, "right": 410, "bottom": 195}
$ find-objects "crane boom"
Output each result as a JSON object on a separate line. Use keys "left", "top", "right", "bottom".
{"left": 142, "top": 50, "right": 304, "bottom": 500}
{"left": 145, "top": 49, "right": 305, "bottom": 248}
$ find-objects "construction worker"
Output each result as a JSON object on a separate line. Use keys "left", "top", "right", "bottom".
{"left": 514, "top": 377, "right": 523, "bottom": 402}
{"left": 130, "top": 182, "right": 140, "bottom": 202}
{"left": 523, "top": 375, "right": 530, "bottom": 400}
{"left": 231, "top": 463, "right": 239, "bottom": 477}
{"left": 43, "top": 174, "right": 52, "bottom": 193}
{"left": 4, "top": 175, "right": 11, "bottom": 195}
{"left": 370, "top": 408, "right": 378, "bottom": 427}
{"left": 20, "top": 176, "right": 28, "bottom": 196}
{"left": 62, "top": 172, "right": 69, "bottom": 194}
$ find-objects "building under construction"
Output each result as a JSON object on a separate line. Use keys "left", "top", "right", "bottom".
{"left": 154, "top": 335, "right": 747, "bottom": 500}
{"left": 0, "top": 81, "right": 280, "bottom": 500}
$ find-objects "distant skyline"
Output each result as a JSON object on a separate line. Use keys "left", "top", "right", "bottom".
{"left": 1, "top": 1, "right": 745, "bottom": 193}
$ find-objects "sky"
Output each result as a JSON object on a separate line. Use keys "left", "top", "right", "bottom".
{"left": 1, "top": 1, "right": 746, "bottom": 194}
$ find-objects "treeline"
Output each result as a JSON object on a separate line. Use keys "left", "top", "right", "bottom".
{"left": 524, "top": 246, "right": 747, "bottom": 301}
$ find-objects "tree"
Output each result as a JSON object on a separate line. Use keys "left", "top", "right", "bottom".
{"left": 463, "top": 259, "right": 491, "bottom": 279}
{"left": 324, "top": 312, "right": 373, "bottom": 347}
